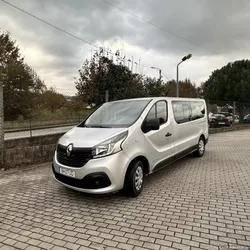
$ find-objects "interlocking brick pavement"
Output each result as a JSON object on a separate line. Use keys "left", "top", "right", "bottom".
{"left": 1, "top": 129, "right": 250, "bottom": 250}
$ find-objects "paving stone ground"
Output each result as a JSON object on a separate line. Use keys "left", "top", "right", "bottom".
{"left": 1, "top": 130, "right": 250, "bottom": 250}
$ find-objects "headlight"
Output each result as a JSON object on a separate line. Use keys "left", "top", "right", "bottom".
{"left": 92, "top": 131, "right": 128, "bottom": 158}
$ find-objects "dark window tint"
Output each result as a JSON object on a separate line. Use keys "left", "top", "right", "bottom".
{"left": 157, "top": 101, "right": 168, "bottom": 125}
{"left": 146, "top": 105, "right": 156, "bottom": 121}
{"left": 146, "top": 101, "right": 168, "bottom": 125}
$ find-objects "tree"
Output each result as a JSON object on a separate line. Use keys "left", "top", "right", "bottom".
{"left": 143, "top": 77, "right": 166, "bottom": 97}
{"left": 0, "top": 31, "right": 46, "bottom": 120}
{"left": 38, "top": 87, "right": 66, "bottom": 113}
{"left": 67, "top": 95, "right": 88, "bottom": 112}
{"left": 166, "top": 79, "right": 198, "bottom": 98}
{"left": 203, "top": 60, "right": 250, "bottom": 120}
{"left": 196, "top": 82, "right": 204, "bottom": 98}
{"left": 75, "top": 53, "right": 145, "bottom": 105}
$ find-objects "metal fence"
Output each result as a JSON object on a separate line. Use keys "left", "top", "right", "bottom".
{"left": 207, "top": 100, "right": 250, "bottom": 123}
{"left": 1, "top": 88, "right": 250, "bottom": 142}
{"left": 3, "top": 110, "right": 94, "bottom": 141}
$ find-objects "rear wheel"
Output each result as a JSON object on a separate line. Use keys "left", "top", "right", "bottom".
{"left": 194, "top": 137, "right": 205, "bottom": 157}
{"left": 123, "top": 160, "right": 144, "bottom": 197}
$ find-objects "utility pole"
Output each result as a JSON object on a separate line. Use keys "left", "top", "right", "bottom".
{"left": 151, "top": 67, "right": 162, "bottom": 82}
{"left": 0, "top": 74, "right": 4, "bottom": 168}
{"left": 134, "top": 62, "right": 138, "bottom": 73}
{"left": 131, "top": 56, "right": 134, "bottom": 72}
{"left": 105, "top": 90, "right": 109, "bottom": 103}
{"left": 176, "top": 54, "right": 192, "bottom": 97}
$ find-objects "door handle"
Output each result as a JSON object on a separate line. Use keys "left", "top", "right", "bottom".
{"left": 165, "top": 132, "right": 172, "bottom": 137}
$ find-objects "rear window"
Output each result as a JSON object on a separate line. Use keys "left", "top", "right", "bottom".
{"left": 172, "top": 101, "right": 205, "bottom": 124}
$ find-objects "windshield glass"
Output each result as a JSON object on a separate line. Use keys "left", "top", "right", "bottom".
{"left": 81, "top": 100, "right": 151, "bottom": 128}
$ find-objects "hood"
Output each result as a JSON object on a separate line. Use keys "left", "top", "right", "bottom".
{"left": 58, "top": 126, "right": 127, "bottom": 148}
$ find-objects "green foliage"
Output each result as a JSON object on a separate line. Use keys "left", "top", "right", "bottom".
{"left": 166, "top": 79, "right": 198, "bottom": 98}
{"left": 203, "top": 60, "right": 250, "bottom": 120}
{"left": 75, "top": 54, "right": 148, "bottom": 105}
{"left": 203, "top": 60, "right": 250, "bottom": 102}
{"left": 143, "top": 77, "right": 167, "bottom": 97}
{"left": 75, "top": 53, "right": 203, "bottom": 104}
{"left": 0, "top": 31, "right": 46, "bottom": 120}
{"left": 37, "top": 87, "right": 67, "bottom": 113}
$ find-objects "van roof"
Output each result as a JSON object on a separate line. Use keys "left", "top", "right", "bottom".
{"left": 109, "top": 97, "right": 204, "bottom": 103}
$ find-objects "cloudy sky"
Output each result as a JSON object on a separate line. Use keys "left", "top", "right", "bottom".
{"left": 1, "top": 0, "right": 250, "bottom": 95}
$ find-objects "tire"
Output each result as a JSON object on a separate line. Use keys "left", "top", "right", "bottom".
{"left": 194, "top": 137, "right": 205, "bottom": 157}
{"left": 123, "top": 160, "right": 145, "bottom": 197}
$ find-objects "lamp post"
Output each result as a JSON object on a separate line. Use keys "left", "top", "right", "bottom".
{"left": 176, "top": 54, "right": 192, "bottom": 97}
{"left": 151, "top": 66, "right": 162, "bottom": 82}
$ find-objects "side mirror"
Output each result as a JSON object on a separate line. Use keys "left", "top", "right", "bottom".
{"left": 142, "top": 118, "right": 160, "bottom": 133}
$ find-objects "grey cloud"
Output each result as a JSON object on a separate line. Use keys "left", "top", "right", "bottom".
{"left": 1, "top": 0, "right": 250, "bottom": 93}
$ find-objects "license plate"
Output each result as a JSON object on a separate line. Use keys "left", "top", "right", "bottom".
{"left": 218, "top": 122, "right": 225, "bottom": 124}
{"left": 59, "top": 168, "right": 75, "bottom": 178}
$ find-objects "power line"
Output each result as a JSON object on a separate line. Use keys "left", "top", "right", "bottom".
{"left": 1, "top": 0, "right": 165, "bottom": 73}
{"left": 1, "top": 0, "right": 99, "bottom": 49}
{"left": 99, "top": 0, "right": 232, "bottom": 59}
{"left": 162, "top": 73, "right": 169, "bottom": 81}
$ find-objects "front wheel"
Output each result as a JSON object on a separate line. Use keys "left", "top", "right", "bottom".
{"left": 194, "top": 137, "right": 205, "bottom": 157}
{"left": 123, "top": 160, "right": 144, "bottom": 197}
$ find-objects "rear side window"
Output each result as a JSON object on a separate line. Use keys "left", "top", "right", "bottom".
{"left": 191, "top": 101, "right": 205, "bottom": 120}
{"left": 146, "top": 101, "right": 168, "bottom": 125}
{"left": 173, "top": 101, "right": 205, "bottom": 124}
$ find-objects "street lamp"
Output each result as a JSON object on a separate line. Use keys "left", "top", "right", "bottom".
{"left": 176, "top": 54, "right": 192, "bottom": 97}
{"left": 151, "top": 66, "right": 162, "bottom": 82}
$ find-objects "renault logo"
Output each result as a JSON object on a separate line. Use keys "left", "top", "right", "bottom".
{"left": 66, "top": 144, "right": 73, "bottom": 158}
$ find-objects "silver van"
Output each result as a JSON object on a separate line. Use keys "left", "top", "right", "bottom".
{"left": 52, "top": 97, "right": 209, "bottom": 197}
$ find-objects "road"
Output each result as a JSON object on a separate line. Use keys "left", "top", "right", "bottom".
{"left": 0, "top": 129, "right": 250, "bottom": 250}
{"left": 4, "top": 125, "right": 74, "bottom": 140}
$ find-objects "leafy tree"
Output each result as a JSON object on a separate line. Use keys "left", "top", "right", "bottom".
{"left": 75, "top": 53, "right": 146, "bottom": 105}
{"left": 166, "top": 79, "right": 198, "bottom": 98}
{"left": 67, "top": 95, "right": 88, "bottom": 112}
{"left": 196, "top": 82, "right": 204, "bottom": 98}
{"left": 38, "top": 87, "right": 66, "bottom": 113}
{"left": 143, "top": 77, "right": 167, "bottom": 97}
{"left": 203, "top": 60, "right": 250, "bottom": 120}
{"left": 0, "top": 31, "right": 46, "bottom": 120}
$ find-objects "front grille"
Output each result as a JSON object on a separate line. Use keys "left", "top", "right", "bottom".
{"left": 56, "top": 144, "right": 93, "bottom": 168}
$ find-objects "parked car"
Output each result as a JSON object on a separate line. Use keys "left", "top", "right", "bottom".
{"left": 52, "top": 97, "right": 208, "bottom": 197}
{"left": 218, "top": 112, "right": 233, "bottom": 124}
{"left": 244, "top": 114, "right": 250, "bottom": 123}
{"left": 210, "top": 113, "right": 231, "bottom": 127}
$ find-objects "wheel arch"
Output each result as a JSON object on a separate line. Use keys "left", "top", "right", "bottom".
{"left": 124, "top": 156, "right": 150, "bottom": 183}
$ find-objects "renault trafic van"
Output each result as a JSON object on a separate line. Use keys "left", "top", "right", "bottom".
{"left": 52, "top": 97, "right": 208, "bottom": 197}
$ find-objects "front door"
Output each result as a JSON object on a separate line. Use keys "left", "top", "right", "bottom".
{"left": 143, "top": 100, "right": 174, "bottom": 172}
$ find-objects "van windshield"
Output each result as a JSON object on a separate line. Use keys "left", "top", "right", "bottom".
{"left": 81, "top": 100, "right": 151, "bottom": 128}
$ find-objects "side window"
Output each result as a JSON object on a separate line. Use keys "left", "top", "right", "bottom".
{"left": 145, "top": 101, "right": 168, "bottom": 125}
{"left": 172, "top": 101, "right": 191, "bottom": 124}
{"left": 173, "top": 102, "right": 184, "bottom": 124}
{"left": 182, "top": 103, "right": 191, "bottom": 122}
{"left": 191, "top": 101, "right": 205, "bottom": 120}
{"left": 146, "top": 105, "right": 156, "bottom": 121}
{"left": 157, "top": 101, "right": 168, "bottom": 125}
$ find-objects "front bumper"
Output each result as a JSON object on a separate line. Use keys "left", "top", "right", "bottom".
{"left": 52, "top": 150, "right": 129, "bottom": 194}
